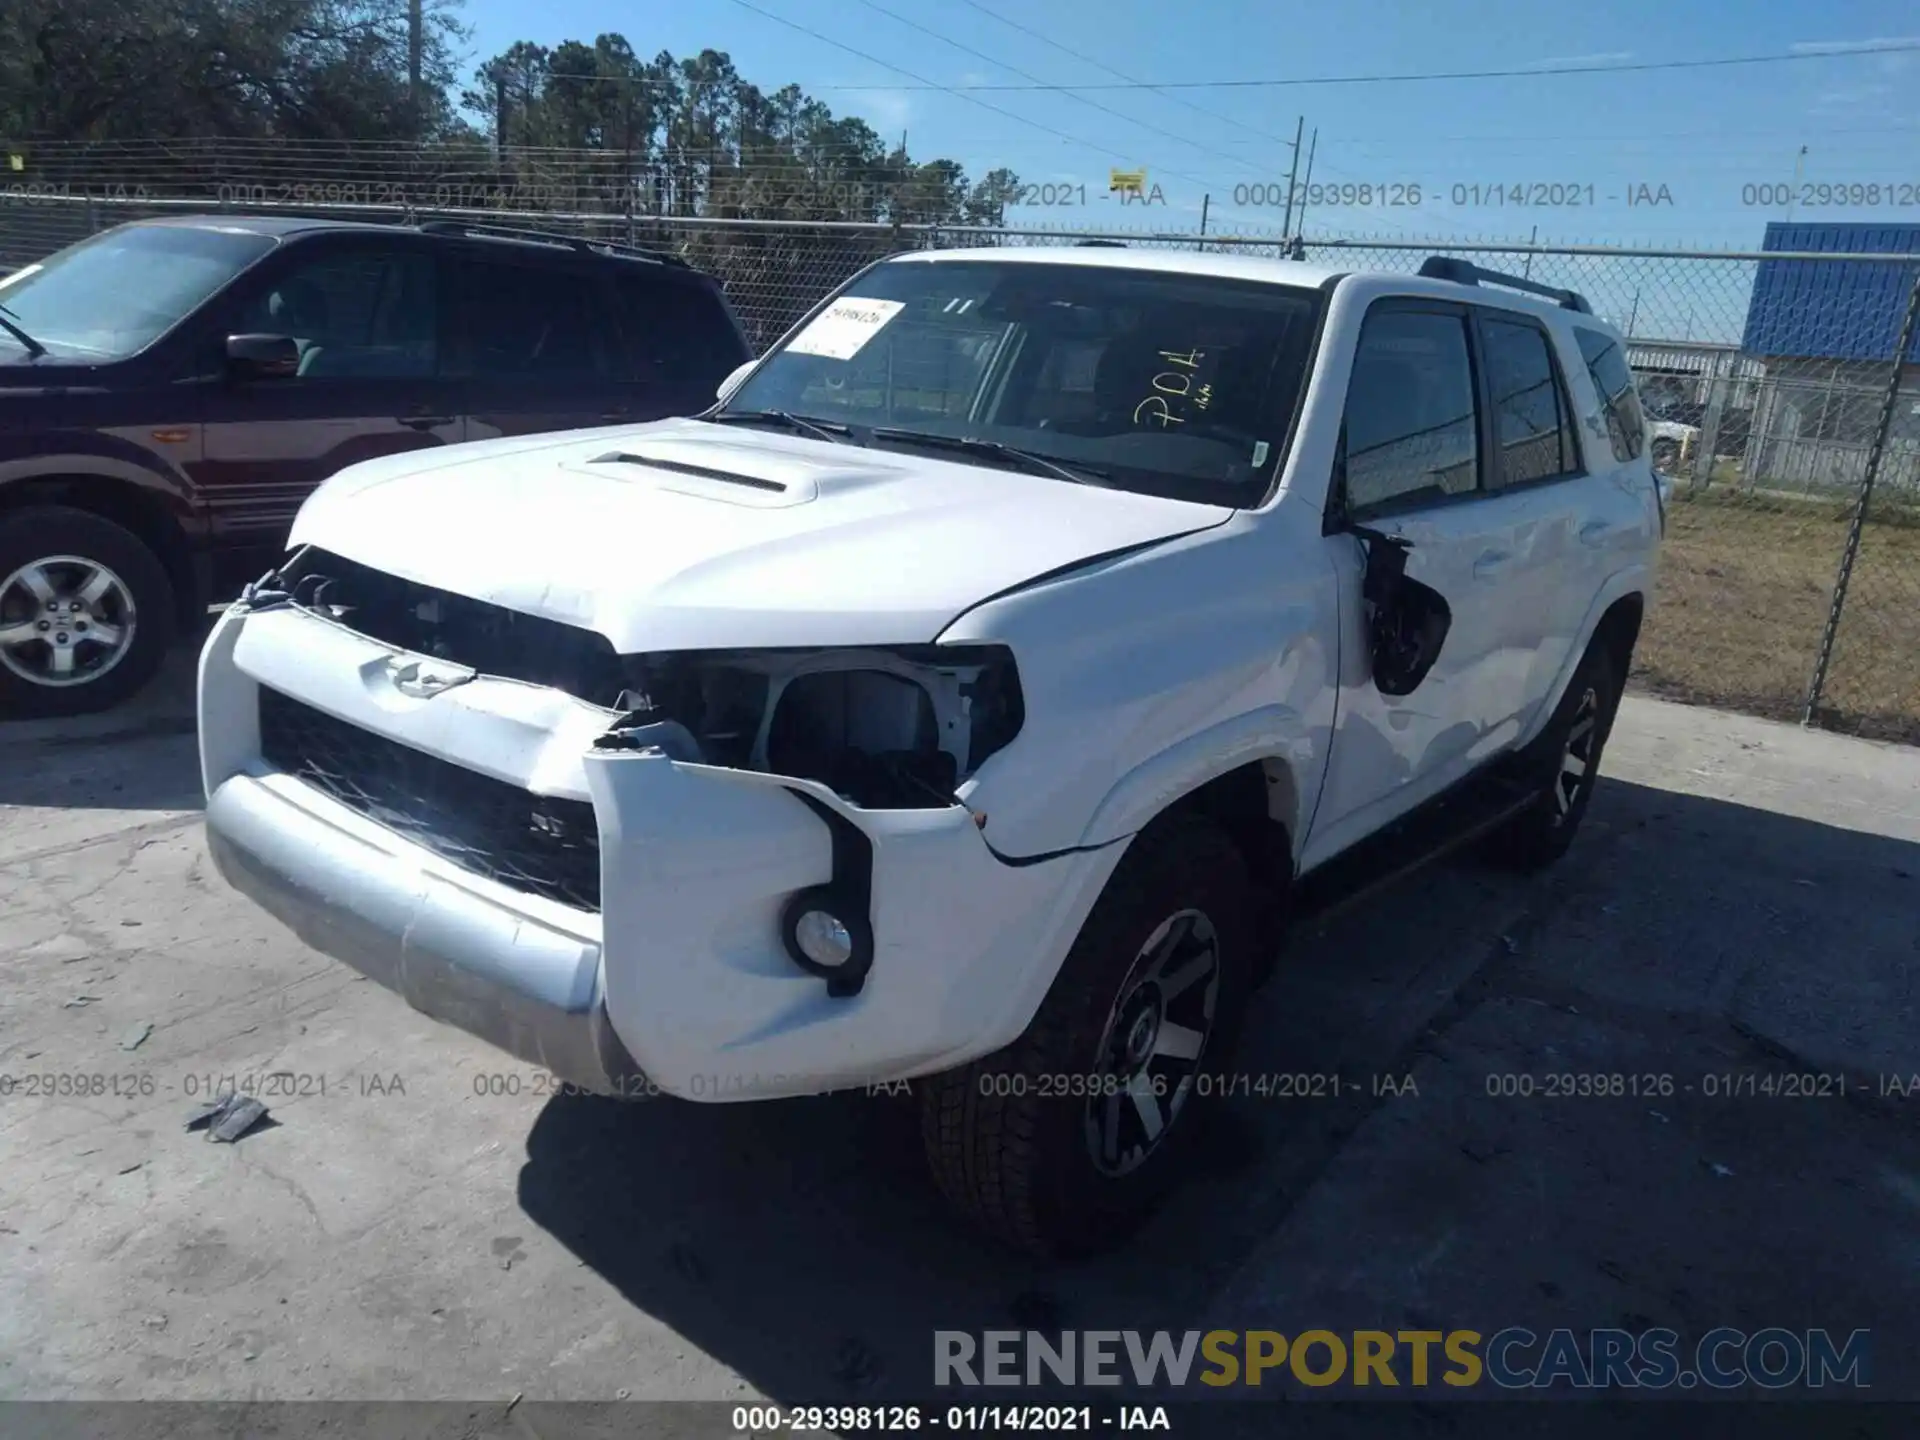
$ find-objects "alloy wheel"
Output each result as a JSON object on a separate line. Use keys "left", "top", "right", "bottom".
{"left": 1084, "top": 908, "right": 1221, "bottom": 1178}
{"left": 0, "top": 555, "right": 140, "bottom": 689}
{"left": 1552, "top": 685, "right": 1601, "bottom": 825}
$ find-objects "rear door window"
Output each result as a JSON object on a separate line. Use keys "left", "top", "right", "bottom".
{"left": 448, "top": 254, "right": 618, "bottom": 380}
{"left": 1478, "top": 314, "right": 1579, "bottom": 487}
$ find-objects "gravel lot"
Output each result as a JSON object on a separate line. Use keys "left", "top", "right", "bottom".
{"left": 3, "top": 647, "right": 1918, "bottom": 1427}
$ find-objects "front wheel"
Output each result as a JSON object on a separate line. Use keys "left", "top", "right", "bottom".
{"left": 0, "top": 507, "right": 177, "bottom": 719}
{"left": 919, "top": 817, "right": 1254, "bottom": 1258}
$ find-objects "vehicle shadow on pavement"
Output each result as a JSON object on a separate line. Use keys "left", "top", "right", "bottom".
{"left": 0, "top": 645, "right": 204, "bottom": 812}
{"left": 516, "top": 772, "right": 1920, "bottom": 1408}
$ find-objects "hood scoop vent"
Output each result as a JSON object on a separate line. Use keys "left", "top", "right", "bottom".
{"left": 592, "top": 451, "right": 787, "bottom": 494}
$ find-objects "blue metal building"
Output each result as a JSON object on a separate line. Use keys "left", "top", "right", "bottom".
{"left": 1742, "top": 222, "right": 1920, "bottom": 363}
{"left": 1737, "top": 222, "right": 1920, "bottom": 496}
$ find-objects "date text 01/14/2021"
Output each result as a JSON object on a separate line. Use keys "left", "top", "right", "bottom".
{"left": 0, "top": 1070, "right": 359, "bottom": 1101}
{"left": 1230, "top": 182, "right": 1676, "bottom": 209}
{"left": 730, "top": 1404, "right": 1172, "bottom": 1432}
{"left": 965, "top": 1071, "right": 1417, "bottom": 1100}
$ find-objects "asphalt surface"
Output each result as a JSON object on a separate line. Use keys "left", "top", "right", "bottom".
{"left": 2, "top": 649, "right": 1918, "bottom": 1433}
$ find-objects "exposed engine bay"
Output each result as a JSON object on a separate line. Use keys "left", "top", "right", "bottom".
{"left": 252, "top": 547, "right": 1024, "bottom": 812}
{"left": 595, "top": 645, "right": 1025, "bottom": 810}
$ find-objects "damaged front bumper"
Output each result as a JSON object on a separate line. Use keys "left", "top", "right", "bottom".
{"left": 198, "top": 603, "right": 1121, "bottom": 1102}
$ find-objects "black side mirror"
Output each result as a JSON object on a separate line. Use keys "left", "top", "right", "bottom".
{"left": 226, "top": 333, "right": 299, "bottom": 381}
{"left": 1348, "top": 523, "right": 1453, "bottom": 697}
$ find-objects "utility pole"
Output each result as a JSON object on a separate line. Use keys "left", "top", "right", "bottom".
{"left": 408, "top": 0, "right": 424, "bottom": 135}
{"left": 1294, "top": 127, "right": 1318, "bottom": 234}
{"left": 1786, "top": 144, "right": 1808, "bottom": 221}
{"left": 1522, "top": 223, "right": 1537, "bottom": 278}
{"left": 1198, "top": 193, "right": 1209, "bottom": 251}
{"left": 1626, "top": 287, "right": 1640, "bottom": 338}
{"left": 1279, "top": 115, "right": 1304, "bottom": 237}
{"left": 623, "top": 85, "right": 636, "bottom": 244}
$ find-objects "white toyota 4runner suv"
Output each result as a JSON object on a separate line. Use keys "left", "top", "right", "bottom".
{"left": 199, "top": 246, "right": 1661, "bottom": 1257}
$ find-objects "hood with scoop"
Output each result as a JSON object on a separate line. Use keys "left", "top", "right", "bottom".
{"left": 286, "top": 416, "right": 1231, "bottom": 653}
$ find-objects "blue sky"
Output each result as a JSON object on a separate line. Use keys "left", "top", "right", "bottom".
{"left": 457, "top": 0, "right": 1920, "bottom": 252}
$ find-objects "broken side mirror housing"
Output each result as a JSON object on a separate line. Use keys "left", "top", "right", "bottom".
{"left": 1347, "top": 523, "right": 1453, "bottom": 697}
{"left": 716, "top": 359, "right": 754, "bottom": 403}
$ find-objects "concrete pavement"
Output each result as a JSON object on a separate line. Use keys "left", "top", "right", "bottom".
{"left": 2, "top": 653, "right": 1916, "bottom": 1417}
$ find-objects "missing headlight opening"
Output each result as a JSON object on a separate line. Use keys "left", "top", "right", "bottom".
{"left": 260, "top": 550, "right": 1023, "bottom": 810}
{"left": 595, "top": 645, "right": 1025, "bottom": 810}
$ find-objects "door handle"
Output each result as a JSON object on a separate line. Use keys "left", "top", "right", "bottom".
{"left": 1472, "top": 548, "right": 1514, "bottom": 579}
{"left": 1578, "top": 519, "right": 1611, "bottom": 546}
{"left": 398, "top": 414, "right": 454, "bottom": 431}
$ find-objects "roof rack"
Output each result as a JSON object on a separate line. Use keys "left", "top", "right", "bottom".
{"left": 1074, "top": 240, "right": 1128, "bottom": 248}
{"left": 416, "top": 219, "right": 689, "bottom": 268}
{"left": 1416, "top": 255, "right": 1591, "bottom": 314}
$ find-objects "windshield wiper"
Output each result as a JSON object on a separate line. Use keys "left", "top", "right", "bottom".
{"left": 0, "top": 305, "right": 47, "bottom": 360}
{"left": 867, "top": 427, "right": 1110, "bottom": 486}
{"left": 705, "top": 409, "right": 855, "bottom": 445}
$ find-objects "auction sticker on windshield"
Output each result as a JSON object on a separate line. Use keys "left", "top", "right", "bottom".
{"left": 787, "top": 297, "right": 906, "bottom": 360}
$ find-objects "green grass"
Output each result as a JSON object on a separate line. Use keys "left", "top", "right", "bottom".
{"left": 1634, "top": 488, "right": 1920, "bottom": 745}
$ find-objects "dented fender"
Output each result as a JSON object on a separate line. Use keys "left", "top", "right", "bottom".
{"left": 944, "top": 509, "right": 1341, "bottom": 862}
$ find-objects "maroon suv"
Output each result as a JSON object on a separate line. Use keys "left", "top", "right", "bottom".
{"left": 0, "top": 215, "right": 751, "bottom": 717}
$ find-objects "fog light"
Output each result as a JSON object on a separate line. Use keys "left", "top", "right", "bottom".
{"left": 780, "top": 885, "right": 874, "bottom": 996}
{"left": 794, "top": 909, "right": 854, "bottom": 969}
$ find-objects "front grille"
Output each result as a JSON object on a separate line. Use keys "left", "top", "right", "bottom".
{"left": 258, "top": 687, "right": 602, "bottom": 912}
{"left": 278, "top": 549, "right": 629, "bottom": 708}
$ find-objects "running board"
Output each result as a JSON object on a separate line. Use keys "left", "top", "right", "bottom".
{"left": 1290, "top": 770, "right": 1539, "bottom": 930}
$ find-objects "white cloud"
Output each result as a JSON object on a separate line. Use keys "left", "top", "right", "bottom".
{"left": 1790, "top": 36, "right": 1920, "bottom": 53}
{"left": 1526, "top": 51, "right": 1635, "bottom": 67}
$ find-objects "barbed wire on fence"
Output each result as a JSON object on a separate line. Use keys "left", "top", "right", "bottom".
{"left": 1, "top": 151, "right": 1915, "bottom": 744}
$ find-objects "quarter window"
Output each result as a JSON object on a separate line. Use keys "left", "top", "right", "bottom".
{"left": 1340, "top": 307, "right": 1480, "bottom": 514}
{"left": 1576, "top": 327, "right": 1647, "bottom": 463}
{"left": 612, "top": 271, "right": 746, "bottom": 388}
{"left": 1480, "top": 315, "right": 1578, "bottom": 486}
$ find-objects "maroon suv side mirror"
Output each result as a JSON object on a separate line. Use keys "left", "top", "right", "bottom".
{"left": 226, "top": 333, "right": 299, "bottom": 380}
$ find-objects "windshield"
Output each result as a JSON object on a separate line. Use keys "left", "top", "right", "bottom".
{"left": 722, "top": 259, "right": 1322, "bottom": 507}
{"left": 0, "top": 224, "right": 276, "bottom": 361}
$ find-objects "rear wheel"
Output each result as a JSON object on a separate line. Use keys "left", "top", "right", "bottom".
{"left": 1486, "top": 642, "right": 1624, "bottom": 872}
{"left": 0, "top": 507, "right": 176, "bottom": 719}
{"left": 919, "top": 817, "right": 1254, "bottom": 1258}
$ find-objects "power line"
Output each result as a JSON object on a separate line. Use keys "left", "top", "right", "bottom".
{"left": 943, "top": 0, "right": 1442, "bottom": 234}
{"left": 951, "top": 0, "right": 1303, "bottom": 153}
{"left": 818, "top": 41, "right": 1920, "bottom": 92}
{"left": 1321, "top": 120, "right": 1920, "bottom": 145}
{"left": 845, "top": 0, "right": 1266, "bottom": 189}
{"left": 720, "top": 0, "right": 1216, "bottom": 188}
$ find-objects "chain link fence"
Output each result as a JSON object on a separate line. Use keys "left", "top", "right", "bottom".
{"left": 2, "top": 158, "right": 1917, "bottom": 744}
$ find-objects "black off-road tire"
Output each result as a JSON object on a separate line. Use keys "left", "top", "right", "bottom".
{"left": 919, "top": 817, "right": 1255, "bottom": 1259}
{"left": 1485, "top": 642, "right": 1625, "bottom": 873}
{"left": 0, "top": 506, "right": 177, "bottom": 720}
